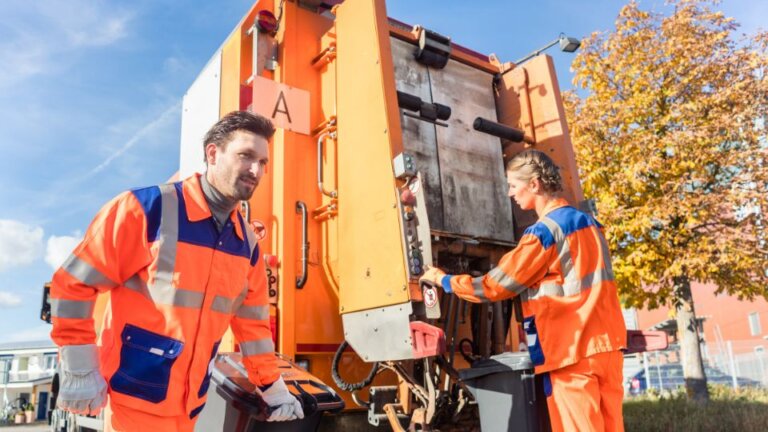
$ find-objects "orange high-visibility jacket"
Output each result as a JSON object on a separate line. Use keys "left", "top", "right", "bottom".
{"left": 442, "top": 198, "right": 627, "bottom": 373}
{"left": 50, "top": 174, "right": 279, "bottom": 419}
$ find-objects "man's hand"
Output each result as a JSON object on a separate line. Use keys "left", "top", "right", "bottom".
{"left": 420, "top": 265, "right": 450, "bottom": 293}
{"left": 58, "top": 344, "right": 108, "bottom": 416}
{"left": 261, "top": 376, "right": 304, "bottom": 422}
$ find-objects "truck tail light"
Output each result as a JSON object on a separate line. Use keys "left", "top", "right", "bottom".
{"left": 256, "top": 10, "right": 277, "bottom": 34}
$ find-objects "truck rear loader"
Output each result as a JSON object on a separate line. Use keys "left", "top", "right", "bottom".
{"left": 40, "top": 1, "right": 667, "bottom": 430}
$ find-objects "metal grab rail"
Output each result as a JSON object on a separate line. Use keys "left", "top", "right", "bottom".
{"left": 296, "top": 201, "right": 308, "bottom": 288}
{"left": 317, "top": 131, "right": 338, "bottom": 198}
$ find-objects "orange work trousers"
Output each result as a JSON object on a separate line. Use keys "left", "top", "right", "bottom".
{"left": 544, "top": 350, "right": 624, "bottom": 432}
{"left": 105, "top": 399, "right": 196, "bottom": 432}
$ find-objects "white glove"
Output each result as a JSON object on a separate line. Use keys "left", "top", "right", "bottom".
{"left": 58, "top": 344, "right": 108, "bottom": 416}
{"left": 260, "top": 376, "right": 304, "bottom": 422}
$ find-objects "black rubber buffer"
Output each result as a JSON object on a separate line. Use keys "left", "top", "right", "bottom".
{"left": 473, "top": 117, "right": 525, "bottom": 143}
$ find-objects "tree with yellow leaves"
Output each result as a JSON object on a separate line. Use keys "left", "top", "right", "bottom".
{"left": 564, "top": 0, "right": 767, "bottom": 402}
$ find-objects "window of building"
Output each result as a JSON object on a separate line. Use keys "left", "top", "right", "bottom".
{"left": 17, "top": 356, "right": 29, "bottom": 372}
{"left": 43, "top": 354, "right": 57, "bottom": 370}
{"left": 0, "top": 357, "right": 11, "bottom": 385}
{"left": 749, "top": 312, "right": 762, "bottom": 336}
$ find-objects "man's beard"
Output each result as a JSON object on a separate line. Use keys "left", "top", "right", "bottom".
{"left": 232, "top": 176, "right": 258, "bottom": 201}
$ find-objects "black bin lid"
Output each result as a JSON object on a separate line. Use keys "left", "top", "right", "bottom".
{"left": 211, "top": 352, "right": 345, "bottom": 417}
{"left": 458, "top": 352, "right": 534, "bottom": 381}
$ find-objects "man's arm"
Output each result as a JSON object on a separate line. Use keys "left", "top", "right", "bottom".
{"left": 230, "top": 244, "right": 280, "bottom": 386}
{"left": 49, "top": 190, "right": 151, "bottom": 415}
{"left": 231, "top": 244, "right": 303, "bottom": 421}
{"left": 50, "top": 191, "right": 151, "bottom": 345}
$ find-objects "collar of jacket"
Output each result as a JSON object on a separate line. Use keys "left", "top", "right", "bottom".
{"left": 539, "top": 197, "right": 570, "bottom": 220}
{"left": 183, "top": 173, "right": 245, "bottom": 240}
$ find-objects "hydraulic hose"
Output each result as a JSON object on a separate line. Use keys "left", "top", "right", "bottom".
{"left": 331, "top": 340, "right": 379, "bottom": 392}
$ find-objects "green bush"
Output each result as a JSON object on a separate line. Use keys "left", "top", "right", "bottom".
{"left": 623, "top": 385, "right": 768, "bottom": 431}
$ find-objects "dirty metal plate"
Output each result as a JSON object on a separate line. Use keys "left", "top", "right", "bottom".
{"left": 430, "top": 58, "right": 513, "bottom": 242}
{"left": 391, "top": 37, "right": 445, "bottom": 231}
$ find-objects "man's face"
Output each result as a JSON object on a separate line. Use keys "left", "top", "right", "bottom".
{"left": 205, "top": 130, "right": 269, "bottom": 201}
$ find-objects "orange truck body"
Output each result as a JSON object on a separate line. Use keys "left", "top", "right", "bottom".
{"left": 177, "top": 0, "right": 586, "bottom": 414}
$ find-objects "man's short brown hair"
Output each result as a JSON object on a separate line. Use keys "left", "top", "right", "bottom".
{"left": 203, "top": 111, "right": 275, "bottom": 162}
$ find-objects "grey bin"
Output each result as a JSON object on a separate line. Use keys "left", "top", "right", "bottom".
{"left": 459, "top": 352, "right": 547, "bottom": 432}
{"left": 195, "top": 353, "right": 344, "bottom": 432}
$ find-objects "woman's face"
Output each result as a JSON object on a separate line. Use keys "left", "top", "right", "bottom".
{"left": 507, "top": 175, "right": 537, "bottom": 210}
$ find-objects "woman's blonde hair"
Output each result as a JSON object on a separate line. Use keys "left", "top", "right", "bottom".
{"left": 506, "top": 149, "right": 563, "bottom": 193}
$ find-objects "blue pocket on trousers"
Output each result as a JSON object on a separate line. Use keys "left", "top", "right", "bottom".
{"left": 110, "top": 324, "right": 184, "bottom": 403}
{"left": 523, "top": 316, "right": 545, "bottom": 366}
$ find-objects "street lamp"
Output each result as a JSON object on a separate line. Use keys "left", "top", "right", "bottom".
{"left": 514, "top": 33, "right": 581, "bottom": 65}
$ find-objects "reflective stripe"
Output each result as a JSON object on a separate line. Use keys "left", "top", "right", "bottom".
{"left": 580, "top": 267, "right": 613, "bottom": 289}
{"left": 235, "top": 304, "right": 270, "bottom": 320}
{"left": 471, "top": 277, "right": 488, "bottom": 302}
{"left": 148, "top": 184, "right": 180, "bottom": 306}
{"left": 536, "top": 283, "right": 565, "bottom": 299}
{"left": 240, "top": 338, "right": 274, "bottom": 357}
{"left": 50, "top": 298, "right": 95, "bottom": 319}
{"left": 229, "top": 283, "right": 249, "bottom": 313}
{"left": 597, "top": 231, "right": 616, "bottom": 280}
{"left": 540, "top": 216, "right": 580, "bottom": 295}
{"left": 124, "top": 274, "right": 150, "bottom": 297}
{"left": 488, "top": 266, "right": 528, "bottom": 294}
{"left": 168, "top": 289, "right": 205, "bottom": 308}
{"left": 61, "top": 254, "right": 118, "bottom": 288}
{"left": 211, "top": 295, "right": 234, "bottom": 314}
{"left": 123, "top": 275, "right": 203, "bottom": 308}
{"left": 540, "top": 217, "right": 575, "bottom": 280}
{"left": 523, "top": 267, "right": 615, "bottom": 302}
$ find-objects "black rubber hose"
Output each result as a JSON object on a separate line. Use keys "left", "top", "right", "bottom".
{"left": 331, "top": 340, "right": 379, "bottom": 392}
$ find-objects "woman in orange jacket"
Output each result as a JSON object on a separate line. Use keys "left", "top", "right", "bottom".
{"left": 421, "top": 149, "right": 626, "bottom": 432}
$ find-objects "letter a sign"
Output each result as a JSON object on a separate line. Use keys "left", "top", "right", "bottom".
{"left": 251, "top": 76, "right": 310, "bottom": 135}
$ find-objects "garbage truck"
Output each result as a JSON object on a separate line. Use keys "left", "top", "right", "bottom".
{"left": 40, "top": 0, "right": 668, "bottom": 430}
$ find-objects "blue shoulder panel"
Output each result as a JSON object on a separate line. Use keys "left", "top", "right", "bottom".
{"left": 130, "top": 186, "right": 162, "bottom": 243}
{"left": 546, "top": 206, "right": 598, "bottom": 237}
{"left": 523, "top": 223, "right": 556, "bottom": 249}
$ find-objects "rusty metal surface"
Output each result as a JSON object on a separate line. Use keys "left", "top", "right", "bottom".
{"left": 391, "top": 37, "right": 445, "bottom": 231}
{"left": 390, "top": 37, "right": 513, "bottom": 243}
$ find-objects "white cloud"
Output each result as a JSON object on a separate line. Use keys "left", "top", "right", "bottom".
{"left": 0, "top": 220, "right": 44, "bottom": 272}
{"left": 45, "top": 233, "right": 82, "bottom": 270}
{"left": 1, "top": 325, "right": 52, "bottom": 343}
{"left": 0, "top": 291, "right": 22, "bottom": 308}
{"left": 0, "top": 1, "right": 134, "bottom": 89}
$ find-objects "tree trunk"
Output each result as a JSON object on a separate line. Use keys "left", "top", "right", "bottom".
{"left": 674, "top": 275, "right": 709, "bottom": 403}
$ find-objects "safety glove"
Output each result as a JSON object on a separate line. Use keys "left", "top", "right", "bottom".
{"left": 420, "top": 265, "right": 450, "bottom": 293}
{"left": 260, "top": 376, "right": 305, "bottom": 422}
{"left": 58, "top": 344, "right": 108, "bottom": 416}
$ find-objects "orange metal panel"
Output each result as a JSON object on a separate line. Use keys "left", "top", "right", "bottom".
{"left": 271, "top": 1, "right": 337, "bottom": 358}
{"left": 495, "top": 55, "right": 585, "bottom": 208}
{"left": 333, "top": 0, "right": 410, "bottom": 314}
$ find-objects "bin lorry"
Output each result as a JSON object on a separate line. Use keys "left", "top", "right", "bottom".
{"left": 40, "top": 0, "right": 668, "bottom": 430}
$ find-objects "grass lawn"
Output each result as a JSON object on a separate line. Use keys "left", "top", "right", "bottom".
{"left": 623, "top": 385, "right": 768, "bottom": 431}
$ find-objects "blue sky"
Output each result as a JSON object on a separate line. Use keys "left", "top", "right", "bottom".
{"left": 0, "top": 0, "right": 763, "bottom": 343}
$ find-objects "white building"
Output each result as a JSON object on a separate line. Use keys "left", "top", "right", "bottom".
{"left": 0, "top": 340, "right": 57, "bottom": 421}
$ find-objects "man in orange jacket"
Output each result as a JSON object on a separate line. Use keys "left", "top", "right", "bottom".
{"left": 422, "top": 150, "right": 626, "bottom": 432}
{"left": 50, "top": 111, "right": 303, "bottom": 431}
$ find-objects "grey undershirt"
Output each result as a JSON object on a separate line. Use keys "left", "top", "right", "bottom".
{"left": 200, "top": 174, "right": 238, "bottom": 232}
